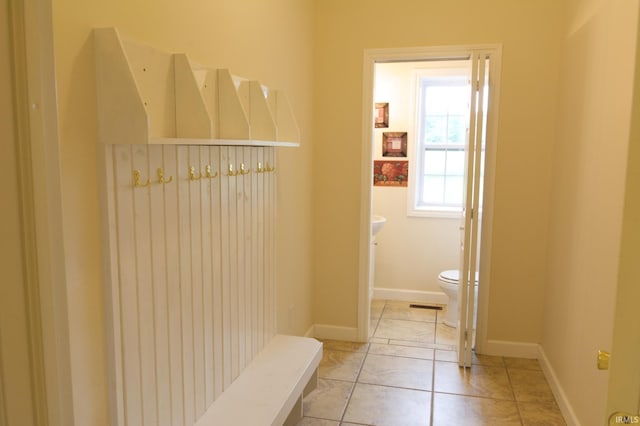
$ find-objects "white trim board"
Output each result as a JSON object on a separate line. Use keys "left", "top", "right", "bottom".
{"left": 373, "top": 288, "right": 448, "bottom": 305}
{"left": 537, "top": 346, "right": 580, "bottom": 426}
{"left": 312, "top": 325, "right": 360, "bottom": 342}
{"left": 478, "top": 341, "right": 579, "bottom": 425}
{"left": 477, "top": 340, "right": 540, "bottom": 359}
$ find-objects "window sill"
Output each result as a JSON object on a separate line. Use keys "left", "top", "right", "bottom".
{"left": 407, "top": 207, "right": 462, "bottom": 219}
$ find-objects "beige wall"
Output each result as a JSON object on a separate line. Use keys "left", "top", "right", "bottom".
{"left": 51, "top": 0, "right": 315, "bottom": 424}
{"left": 607, "top": 7, "right": 640, "bottom": 414}
{"left": 372, "top": 62, "right": 460, "bottom": 294}
{"left": 313, "top": 0, "right": 564, "bottom": 340}
{"left": 542, "top": 0, "right": 640, "bottom": 424}
{"left": 0, "top": 4, "right": 37, "bottom": 423}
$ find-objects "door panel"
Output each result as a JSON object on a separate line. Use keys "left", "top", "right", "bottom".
{"left": 457, "top": 53, "right": 490, "bottom": 367}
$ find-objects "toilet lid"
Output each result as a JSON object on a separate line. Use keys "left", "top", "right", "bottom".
{"left": 439, "top": 270, "right": 479, "bottom": 285}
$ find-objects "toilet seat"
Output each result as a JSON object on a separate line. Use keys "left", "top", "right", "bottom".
{"left": 438, "top": 269, "right": 478, "bottom": 285}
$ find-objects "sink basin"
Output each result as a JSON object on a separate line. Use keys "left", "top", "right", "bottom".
{"left": 372, "top": 215, "right": 387, "bottom": 236}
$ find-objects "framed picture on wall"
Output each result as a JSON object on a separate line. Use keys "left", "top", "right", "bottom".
{"left": 382, "top": 132, "right": 407, "bottom": 157}
{"left": 373, "top": 160, "right": 409, "bottom": 187}
{"left": 375, "top": 102, "right": 389, "bottom": 128}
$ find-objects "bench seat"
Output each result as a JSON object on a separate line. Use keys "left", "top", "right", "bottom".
{"left": 195, "top": 334, "right": 323, "bottom": 426}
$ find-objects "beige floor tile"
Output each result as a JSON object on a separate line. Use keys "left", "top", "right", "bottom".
{"left": 302, "top": 378, "right": 354, "bottom": 421}
{"left": 369, "top": 343, "right": 434, "bottom": 360}
{"left": 508, "top": 368, "right": 555, "bottom": 403}
{"left": 369, "top": 337, "right": 388, "bottom": 344}
{"left": 369, "top": 318, "right": 379, "bottom": 338}
{"left": 319, "top": 349, "right": 366, "bottom": 382}
{"left": 358, "top": 353, "right": 433, "bottom": 391}
{"left": 432, "top": 393, "right": 521, "bottom": 426}
{"left": 434, "top": 361, "right": 514, "bottom": 400}
{"left": 343, "top": 383, "right": 430, "bottom": 426}
{"left": 504, "top": 357, "right": 541, "bottom": 370}
{"left": 435, "top": 350, "right": 506, "bottom": 367}
{"left": 321, "top": 340, "right": 369, "bottom": 353}
{"left": 435, "top": 323, "right": 458, "bottom": 346}
{"left": 371, "top": 300, "right": 385, "bottom": 320}
{"left": 472, "top": 352, "right": 506, "bottom": 367}
{"left": 389, "top": 339, "right": 453, "bottom": 350}
{"left": 519, "top": 401, "right": 566, "bottom": 425}
{"left": 297, "top": 417, "right": 341, "bottom": 425}
{"left": 381, "top": 301, "right": 438, "bottom": 322}
{"left": 434, "top": 349, "right": 458, "bottom": 362}
{"left": 373, "top": 318, "right": 436, "bottom": 342}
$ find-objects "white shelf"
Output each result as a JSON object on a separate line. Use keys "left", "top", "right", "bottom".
{"left": 148, "top": 138, "right": 300, "bottom": 147}
{"left": 94, "top": 27, "right": 300, "bottom": 147}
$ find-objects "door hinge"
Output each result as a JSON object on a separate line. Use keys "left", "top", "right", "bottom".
{"left": 476, "top": 80, "right": 480, "bottom": 91}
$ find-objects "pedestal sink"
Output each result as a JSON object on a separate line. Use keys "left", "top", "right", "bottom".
{"left": 372, "top": 215, "right": 387, "bottom": 236}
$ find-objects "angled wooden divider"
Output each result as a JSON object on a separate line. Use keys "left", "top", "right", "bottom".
{"left": 94, "top": 27, "right": 300, "bottom": 146}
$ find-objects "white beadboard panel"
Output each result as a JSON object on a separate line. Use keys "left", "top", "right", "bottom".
{"left": 188, "top": 145, "right": 205, "bottom": 417}
{"left": 101, "top": 145, "right": 126, "bottom": 426}
{"left": 267, "top": 147, "right": 276, "bottom": 338}
{"left": 256, "top": 148, "right": 265, "bottom": 351}
{"left": 112, "top": 144, "right": 143, "bottom": 426}
{"left": 209, "top": 147, "right": 224, "bottom": 400}
{"left": 219, "top": 146, "right": 232, "bottom": 391}
{"left": 177, "top": 145, "right": 196, "bottom": 425}
{"left": 200, "top": 146, "right": 214, "bottom": 408}
{"left": 103, "top": 143, "right": 277, "bottom": 426}
{"left": 235, "top": 146, "right": 246, "bottom": 375}
{"left": 251, "top": 148, "right": 260, "bottom": 360}
{"left": 162, "top": 145, "right": 185, "bottom": 426}
{"left": 148, "top": 145, "right": 171, "bottom": 426}
{"left": 227, "top": 147, "right": 240, "bottom": 383}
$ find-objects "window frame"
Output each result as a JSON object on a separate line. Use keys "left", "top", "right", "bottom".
{"left": 407, "top": 64, "right": 471, "bottom": 218}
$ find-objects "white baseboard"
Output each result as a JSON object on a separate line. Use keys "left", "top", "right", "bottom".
{"left": 312, "top": 324, "right": 359, "bottom": 342}
{"left": 373, "top": 288, "right": 448, "bottom": 305}
{"left": 537, "top": 346, "right": 580, "bottom": 426}
{"left": 477, "top": 339, "right": 540, "bottom": 358}
{"left": 304, "top": 324, "right": 315, "bottom": 338}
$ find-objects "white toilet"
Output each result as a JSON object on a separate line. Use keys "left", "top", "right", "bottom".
{"left": 438, "top": 270, "right": 478, "bottom": 328}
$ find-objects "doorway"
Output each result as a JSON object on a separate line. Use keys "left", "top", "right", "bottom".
{"left": 358, "top": 46, "right": 502, "bottom": 365}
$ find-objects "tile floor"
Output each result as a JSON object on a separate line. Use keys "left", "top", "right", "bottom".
{"left": 298, "top": 300, "right": 566, "bottom": 426}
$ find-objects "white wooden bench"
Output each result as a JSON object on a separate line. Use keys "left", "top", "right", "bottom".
{"left": 195, "top": 335, "right": 323, "bottom": 426}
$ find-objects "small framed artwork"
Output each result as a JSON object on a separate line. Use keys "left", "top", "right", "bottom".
{"left": 373, "top": 160, "right": 409, "bottom": 187}
{"left": 375, "top": 103, "right": 389, "bottom": 128}
{"left": 382, "top": 132, "right": 408, "bottom": 157}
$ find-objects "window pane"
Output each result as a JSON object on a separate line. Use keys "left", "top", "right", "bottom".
{"left": 447, "top": 115, "right": 467, "bottom": 144}
{"left": 422, "top": 176, "right": 444, "bottom": 205}
{"left": 446, "top": 151, "right": 465, "bottom": 176}
{"left": 444, "top": 176, "right": 464, "bottom": 205}
{"left": 424, "top": 116, "right": 446, "bottom": 144}
{"left": 424, "top": 150, "right": 445, "bottom": 175}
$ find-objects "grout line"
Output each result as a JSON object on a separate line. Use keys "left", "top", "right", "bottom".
{"left": 504, "top": 363, "right": 525, "bottom": 425}
{"left": 338, "top": 314, "right": 375, "bottom": 425}
{"left": 430, "top": 306, "right": 437, "bottom": 425}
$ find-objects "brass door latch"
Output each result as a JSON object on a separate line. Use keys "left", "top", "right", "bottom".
{"left": 598, "top": 350, "right": 611, "bottom": 370}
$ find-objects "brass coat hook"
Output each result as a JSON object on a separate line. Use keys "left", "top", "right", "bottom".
{"left": 227, "top": 164, "right": 239, "bottom": 177}
{"left": 239, "top": 163, "right": 251, "bottom": 175}
{"left": 133, "top": 170, "right": 150, "bottom": 187}
{"left": 256, "top": 162, "right": 265, "bottom": 173}
{"left": 205, "top": 165, "right": 218, "bottom": 179}
{"left": 265, "top": 162, "right": 275, "bottom": 173}
{"left": 157, "top": 167, "right": 173, "bottom": 184}
{"left": 189, "top": 166, "right": 202, "bottom": 181}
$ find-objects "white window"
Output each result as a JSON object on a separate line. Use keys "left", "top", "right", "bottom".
{"left": 408, "top": 66, "right": 472, "bottom": 217}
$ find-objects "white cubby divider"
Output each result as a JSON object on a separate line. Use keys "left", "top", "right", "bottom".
{"left": 93, "top": 27, "right": 300, "bottom": 147}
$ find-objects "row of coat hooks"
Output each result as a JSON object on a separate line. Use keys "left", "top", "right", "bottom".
{"left": 133, "top": 162, "right": 275, "bottom": 187}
